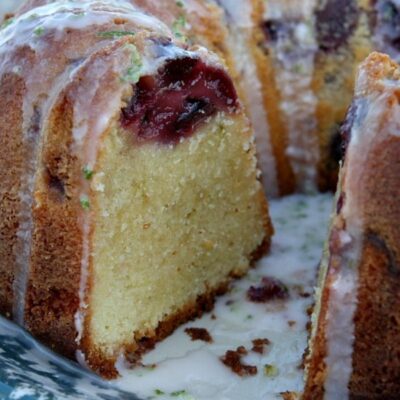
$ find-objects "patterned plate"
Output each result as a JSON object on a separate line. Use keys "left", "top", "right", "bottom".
{"left": 0, "top": 317, "right": 140, "bottom": 400}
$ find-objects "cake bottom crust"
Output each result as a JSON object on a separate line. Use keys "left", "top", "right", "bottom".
{"left": 83, "top": 236, "right": 270, "bottom": 379}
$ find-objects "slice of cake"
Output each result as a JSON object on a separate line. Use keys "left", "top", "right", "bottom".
{"left": 304, "top": 52, "right": 400, "bottom": 398}
{"left": 0, "top": 0, "right": 272, "bottom": 378}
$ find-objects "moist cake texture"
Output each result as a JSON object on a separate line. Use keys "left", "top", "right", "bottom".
{"left": 0, "top": 0, "right": 271, "bottom": 378}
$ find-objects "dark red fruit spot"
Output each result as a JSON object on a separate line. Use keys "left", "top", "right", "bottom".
{"left": 121, "top": 56, "right": 238, "bottom": 144}
{"left": 247, "top": 277, "right": 289, "bottom": 303}
{"left": 375, "top": 1, "right": 400, "bottom": 50}
{"left": 315, "top": 0, "right": 359, "bottom": 52}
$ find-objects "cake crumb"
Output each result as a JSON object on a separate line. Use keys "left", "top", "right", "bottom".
{"left": 184, "top": 327, "right": 213, "bottom": 343}
{"left": 220, "top": 346, "right": 257, "bottom": 376}
{"left": 288, "top": 320, "right": 296, "bottom": 327}
{"left": 251, "top": 338, "right": 270, "bottom": 354}
{"left": 264, "top": 364, "right": 278, "bottom": 377}
{"left": 247, "top": 277, "right": 289, "bottom": 303}
{"left": 292, "top": 284, "right": 311, "bottom": 298}
{"left": 280, "top": 391, "right": 298, "bottom": 400}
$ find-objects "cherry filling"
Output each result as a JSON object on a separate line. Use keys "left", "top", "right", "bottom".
{"left": 121, "top": 57, "right": 238, "bottom": 144}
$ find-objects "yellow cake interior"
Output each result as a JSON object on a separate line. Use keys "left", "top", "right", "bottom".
{"left": 88, "top": 112, "right": 268, "bottom": 356}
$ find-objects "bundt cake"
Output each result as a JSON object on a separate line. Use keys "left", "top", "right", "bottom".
{"left": 0, "top": 0, "right": 272, "bottom": 378}
{"left": 216, "top": 0, "right": 400, "bottom": 196}
{"left": 304, "top": 52, "right": 400, "bottom": 399}
{"left": 2, "top": 0, "right": 400, "bottom": 395}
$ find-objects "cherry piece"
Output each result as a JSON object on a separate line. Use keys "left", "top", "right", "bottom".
{"left": 121, "top": 56, "right": 238, "bottom": 144}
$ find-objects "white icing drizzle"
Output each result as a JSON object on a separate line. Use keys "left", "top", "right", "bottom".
{"left": 323, "top": 63, "right": 400, "bottom": 399}
{"left": 323, "top": 231, "right": 361, "bottom": 400}
{"left": 215, "top": 0, "right": 279, "bottom": 197}
{"left": 263, "top": 0, "right": 320, "bottom": 193}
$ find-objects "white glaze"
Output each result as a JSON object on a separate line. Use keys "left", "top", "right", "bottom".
{"left": 216, "top": 0, "right": 279, "bottom": 197}
{"left": 322, "top": 61, "right": 400, "bottom": 399}
{"left": 264, "top": 0, "right": 320, "bottom": 193}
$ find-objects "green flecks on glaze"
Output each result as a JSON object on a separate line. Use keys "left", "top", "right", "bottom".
{"left": 122, "top": 44, "right": 143, "bottom": 84}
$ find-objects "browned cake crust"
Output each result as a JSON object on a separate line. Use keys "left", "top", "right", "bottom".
{"left": 303, "top": 52, "right": 400, "bottom": 399}
{"left": 25, "top": 91, "right": 83, "bottom": 359}
{"left": 0, "top": 73, "right": 25, "bottom": 318}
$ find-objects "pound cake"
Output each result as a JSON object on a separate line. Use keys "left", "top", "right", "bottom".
{"left": 216, "top": 0, "right": 400, "bottom": 196}
{"left": 0, "top": 0, "right": 272, "bottom": 378}
{"left": 304, "top": 52, "right": 400, "bottom": 399}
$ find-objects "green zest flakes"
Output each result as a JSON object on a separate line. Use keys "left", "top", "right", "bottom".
{"left": 80, "top": 195, "right": 90, "bottom": 210}
{"left": 171, "top": 390, "right": 187, "bottom": 397}
{"left": 264, "top": 364, "right": 278, "bottom": 377}
{"left": 72, "top": 11, "right": 85, "bottom": 18}
{"left": 98, "top": 31, "right": 136, "bottom": 38}
{"left": 176, "top": 0, "right": 184, "bottom": 7}
{"left": 154, "top": 389, "right": 165, "bottom": 395}
{"left": 28, "top": 13, "right": 39, "bottom": 21}
{"left": 172, "top": 15, "right": 187, "bottom": 41}
{"left": 122, "top": 44, "right": 143, "bottom": 84}
{"left": 1, "top": 18, "right": 14, "bottom": 30}
{"left": 33, "top": 26, "right": 45, "bottom": 36}
{"left": 83, "top": 165, "right": 94, "bottom": 180}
